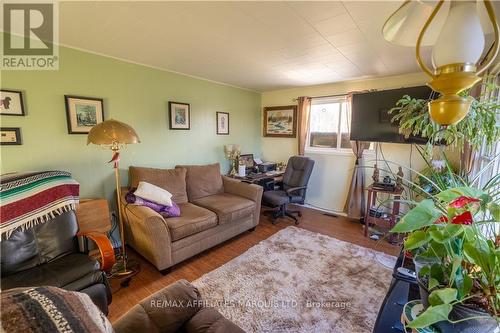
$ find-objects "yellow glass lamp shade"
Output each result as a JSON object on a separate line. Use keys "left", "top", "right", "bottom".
{"left": 87, "top": 119, "right": 140, "bottom": 149}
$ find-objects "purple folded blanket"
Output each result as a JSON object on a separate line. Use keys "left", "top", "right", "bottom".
{"left": 126, "top": 189, "right": 180, "bottom": 218}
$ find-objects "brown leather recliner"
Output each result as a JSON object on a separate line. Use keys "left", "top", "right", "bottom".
{"left": 113, "top": 279, "right": 244, "bottom": 333}
{"left": 0, "top": 211, "right": 112, "bottom": 314}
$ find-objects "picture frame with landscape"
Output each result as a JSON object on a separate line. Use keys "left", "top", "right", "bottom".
{"left": 169, "top": 101, "right": 190, "bottom": 130}
{"left": 64, "top": 95, "right": 104, "bottom": 134}
{"left": 263, "top": 105, "right": 297, "bottom": 138}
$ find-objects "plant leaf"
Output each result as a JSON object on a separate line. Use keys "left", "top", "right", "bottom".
{"left": 408, "top": 304, "right": 453, "bottom": 328}
{"left": 489, "top": 202, "right": 500, "bottom": 221}
{"left": 419, "top": 241, "right": 447, "bottom": 258}
{"left": 429, "top": 224, "right": 464, "bottom": 243}
{"left": 436, "top": 187, "right": 484, "bottom": 203}
{"left": 391, "top": 199, "right": 441, "bottom": 233}
{"left": 404, "top": 231, "right": 432, "bottom": 250}
{"left": 428, "top": 288, "right": 458, "bottom": 306}
{"left": 428, "top": 277, "right": 440, "bottom": 290}
{"left": 448, "top": 255, "right": 463, "bottom": 288}
{"left": 457, "top": 275, "right": 473, "bottom": 299}
{"left": 464, "top": 240, "right": 491, "bottom": 272}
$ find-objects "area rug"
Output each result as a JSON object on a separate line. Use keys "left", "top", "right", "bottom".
{"left": 192, "top": 226, "right": 396, "bottom": 333}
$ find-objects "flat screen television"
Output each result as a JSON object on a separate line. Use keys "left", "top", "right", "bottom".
{"left": 350, "top": 86, "right": 435, "bottom": 144}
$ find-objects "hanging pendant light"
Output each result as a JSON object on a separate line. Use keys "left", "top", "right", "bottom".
{"left": 383, "top": 0, "right": 499, "bottom": 126}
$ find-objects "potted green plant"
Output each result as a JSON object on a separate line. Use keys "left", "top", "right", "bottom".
{"left": 389, "top": 82, "right": 499, "bottom": 154}
{"left": 390, "top": 169, "right": 500, "bottom": 331}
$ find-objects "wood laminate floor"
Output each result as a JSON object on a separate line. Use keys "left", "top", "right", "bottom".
{"left": 108, "top": 206, "right": 399, "bottom": 322}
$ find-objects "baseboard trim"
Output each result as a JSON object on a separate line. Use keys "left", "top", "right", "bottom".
{"left": 298, "top": 203, "right": 348, "bottom": 217}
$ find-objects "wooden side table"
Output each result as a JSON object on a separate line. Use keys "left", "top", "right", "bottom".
{"left": 364, "top": 185, "right": 402, "bottom": 243}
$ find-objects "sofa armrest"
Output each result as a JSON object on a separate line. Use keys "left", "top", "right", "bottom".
{"left": 222, "top": 176, "right": 263, "bottom": 227}
{"left": 120, "top": 190, "right": 173, "bottom": 270}
{"left": 222, "top": 176, "right": 263, "bottom": 202}
{"left": 113, "top": 279, "right": 203, "bottom": 333}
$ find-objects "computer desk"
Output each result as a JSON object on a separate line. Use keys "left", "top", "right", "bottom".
{"left": 230, "top": 171, "right": 285, "bottom": 189}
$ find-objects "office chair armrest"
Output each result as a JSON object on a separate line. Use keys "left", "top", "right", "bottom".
{"left": 264, "top": 180, "right": 275, "bottom": 187}
{"left": 285, "top": 185, "right": 307, "bottom": 196}
{"left": 77, "top": 231, "right": 116, "bottom": 272}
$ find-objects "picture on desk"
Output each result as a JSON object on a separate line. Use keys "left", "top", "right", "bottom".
{"left": 263, "top": 105, "right": 297, "bottom": 138}
{"left": 239, "top": 154, "right": 254, "bottom": 169}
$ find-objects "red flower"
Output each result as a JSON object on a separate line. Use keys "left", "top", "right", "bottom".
{"left": 449, "top": 196, "right": 481, "bottom": 208}
{"left": 434, "top": 216, "right": 449, "bottom": 224}
{"left": 404, "top": 251, "right": 413, "bottom": 259}
{"left": 451, "top": 211, "right": 473, "bottom": 225}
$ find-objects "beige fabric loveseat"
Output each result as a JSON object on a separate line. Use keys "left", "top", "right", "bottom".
{"left": 121, "top": 163, "right": 263, "bottom": 273}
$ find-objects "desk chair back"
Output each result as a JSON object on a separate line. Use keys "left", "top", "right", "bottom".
{"left": 282, "top": 156, "right": 315, "bottom": 203}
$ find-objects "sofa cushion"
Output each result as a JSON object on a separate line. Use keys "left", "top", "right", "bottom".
{"left": 1, "top": 253, "right": 101, "bottom": 290}
{"left": 129, "top": 166, "right": 188, "bottom": 204}
{"left": 192, "top": 193, "right": 255, "bottom": 225}
{"left": 166, "top": 203, "right": 217, "bottom": 241}
{"left": 175, "top": 163, "right": 223, "bottom": 201}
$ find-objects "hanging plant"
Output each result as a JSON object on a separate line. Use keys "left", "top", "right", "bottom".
{"left": 389, "top": 82, "right": 500, "bottom": 153}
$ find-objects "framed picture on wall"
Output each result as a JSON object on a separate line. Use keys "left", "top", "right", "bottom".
{"left": 216, "top": 112, "right": 229, "bottom": 135}
{"left": 263, "top": 105, "right": 297, "bottom": 138}
{"left": 65, "top": 95, "right": 104, "bottom": 134}
{"left": 168, "top": 101, "right": 190, "bottom": 130}
{"left": 0, "top": 90, "right": 25, "bottom": 116}
{"left": 1, "top": 127, "right": 22, "bottom": 145}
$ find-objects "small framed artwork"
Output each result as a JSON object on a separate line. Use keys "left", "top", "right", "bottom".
{"left": 168, "top": 101, "right": 190, "bottom": 130}
{"left": 239, "top": 154, "right": 255, "bottom": 168}
{"left": 65, "top": 95, "right": 104, "bottom": 134}
{"left": 263, "top": 105, "right": 297, "bottom": 138}
{"left": 1, "top": 127, "right": 22, "bottom": 145}
{"left": 216, "top": 112, "right": 229, "bottom": 135}
{"left": 0, "top": 89, "right": 25, "bottom": 116}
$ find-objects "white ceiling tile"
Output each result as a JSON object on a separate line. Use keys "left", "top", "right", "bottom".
{"left": 288, "top": 1, "right": 347, "bottom": 23}
{"left": 325, "top": 29, "right": 367, "bottom": 48}
{"left": 312, "top": 13, "right": 357, "bottom": 36}
{"left": 342, "top": 1, "right": 402, "bottom": 24}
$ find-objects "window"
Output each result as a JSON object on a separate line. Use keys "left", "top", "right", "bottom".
{"left": 307, "top": 97, "right": 352, "bottom": 151}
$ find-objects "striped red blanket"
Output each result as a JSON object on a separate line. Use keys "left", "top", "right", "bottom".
{"left": 0, "top": 171, "right": 79, "bottom": 239}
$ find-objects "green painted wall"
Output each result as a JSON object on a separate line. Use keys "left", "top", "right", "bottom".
{"left": 1, "top": 47, "right": 262, "bottom": 202}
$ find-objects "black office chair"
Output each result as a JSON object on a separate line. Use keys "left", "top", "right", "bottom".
{"left": 262, "top": 156, "right": 314, "bottom": 225}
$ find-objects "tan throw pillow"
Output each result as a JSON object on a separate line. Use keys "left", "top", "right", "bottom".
{"left": 175, "top": 163, "right": 223, "bottom": 201}
{"left": 129, "top": 166, "right": 188, "bottom": 204}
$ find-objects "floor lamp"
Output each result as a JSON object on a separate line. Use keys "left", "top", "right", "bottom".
{"left": 87, "top": 119, "right": 140, "bottom": 275}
